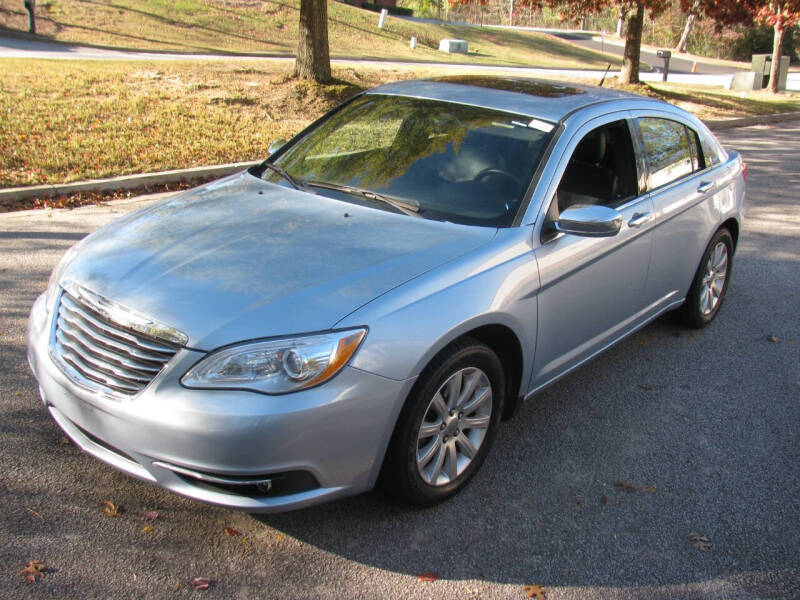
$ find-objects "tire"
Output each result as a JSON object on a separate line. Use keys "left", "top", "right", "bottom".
{"left": 678, "top": 228, "right": 734, "bottom": 329}
{"left": 380, "top": 337, "right": 505, "bottom": 506}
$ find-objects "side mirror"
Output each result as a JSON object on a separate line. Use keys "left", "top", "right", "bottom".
{"left": 268, "top": 139, "right": 287, "bottom": 155}
{"left": 555, "top": 205, "right": 622, "bottom": 237}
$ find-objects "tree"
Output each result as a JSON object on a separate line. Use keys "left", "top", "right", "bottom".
{"left": 757, "top": 1, "right": 800, "bottom": 92}
{"left": 675, "top": 0, "right": 700, "bottom": 53}
{"left": 295, "top": 0, "right": 331, "bottom": 83}
{"left": 526, "top": 0, "right": 668, "bottom": 84}
{"left": 697, "top": 0, "right": 799, "bottom": 92}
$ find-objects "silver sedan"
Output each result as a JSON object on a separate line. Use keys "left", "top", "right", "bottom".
{"left": 27, "top": 76, "right": 745, "bottom": 512}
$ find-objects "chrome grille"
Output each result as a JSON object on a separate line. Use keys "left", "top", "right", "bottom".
{"left": 51, "top": 291, "right": 178, "bottom": 397}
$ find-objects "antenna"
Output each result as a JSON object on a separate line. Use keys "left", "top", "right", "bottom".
{"left": 599, "top": 63, "right": 611, "bottom": 87}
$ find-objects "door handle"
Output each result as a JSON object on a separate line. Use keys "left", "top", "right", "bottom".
{"left": 628, "top": 212, "right": 653, "bottom": 228}
{"left": 697, "top": 181, "right": 714, "bottom": 193}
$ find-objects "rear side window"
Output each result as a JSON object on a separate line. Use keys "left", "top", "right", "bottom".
{"left": 638, "top": 118, "right": 694, "bottom": 189}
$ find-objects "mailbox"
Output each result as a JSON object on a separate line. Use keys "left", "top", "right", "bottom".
{"left": 656, "top": 49, "right": 671, "bottom": 81}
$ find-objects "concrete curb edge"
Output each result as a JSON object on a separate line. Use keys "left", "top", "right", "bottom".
{"left": 0, "top": 160, "right": 260, "bottom": 205}
{"left": 704, "top": 111, "right": 800, "bottom": 131}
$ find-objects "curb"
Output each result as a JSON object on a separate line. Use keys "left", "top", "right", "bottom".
{"left": 2, "top": 111, "right": 800, "bottom": 204}
{"left": 705, "top": 111, "right": 800, "bottom": 131}
{"left": 0, "top": 161, "right": 260, "bottom": 206}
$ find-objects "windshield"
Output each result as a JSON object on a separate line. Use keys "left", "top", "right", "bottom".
{"left": 261, "top": 94, "right": 553, "bottom": 227}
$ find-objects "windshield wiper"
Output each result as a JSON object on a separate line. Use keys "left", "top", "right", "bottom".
{"left": 262, "top": 161, "right": 304, "bottom": 191}
{"left": 307, "top": 180, "right": 420, "bottom": 218}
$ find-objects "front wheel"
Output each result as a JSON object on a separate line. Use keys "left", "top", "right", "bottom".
{"left": 678, "top": 228, "right": 734, "bottom": 328}
{"left": 380, "top": 338, "right": 505, "bottom": 506}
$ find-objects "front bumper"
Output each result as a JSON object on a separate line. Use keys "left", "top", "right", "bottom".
{"left": 27, "top": 293, "right": 416, "bottom": 512}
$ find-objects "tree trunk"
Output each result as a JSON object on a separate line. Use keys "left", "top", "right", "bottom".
{"left": 25, "top": 0, "right": 36, "bottom": 34}
{"left": 295, "top": 0, "right": 331, "bottom": 83}
{"left": 620, "top": 2, "right": 644, "bottom": 84}
{"left": 675, "top": 12, "right": 696, "bottom": 53}
{"left": 616, "top": 6, "right": 628, "bottom": 37}
{"left": 768, "top": 22, "right": 785, "bottom": 93}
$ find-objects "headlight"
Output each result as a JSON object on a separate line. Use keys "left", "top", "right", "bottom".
{"left": 181, "top": 328, "right": 367, "bottom": 394}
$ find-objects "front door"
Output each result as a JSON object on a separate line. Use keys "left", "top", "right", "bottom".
{"left": 531, "top": 116, "right": 655, "bottom": 390}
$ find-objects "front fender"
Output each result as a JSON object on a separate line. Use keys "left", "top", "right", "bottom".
{"left": 336, "top": 227, "right": 540, "bottom": 389}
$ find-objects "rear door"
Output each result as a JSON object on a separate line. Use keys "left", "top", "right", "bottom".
{"left": 632, "top": 112, "right": 726, "bottom": 308}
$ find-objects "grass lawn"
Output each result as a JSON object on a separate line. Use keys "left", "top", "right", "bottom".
{"left": 0, "top": 0, "right": 620, "bottom": 68}
{"left": 2, "top": 58, "right": 799, "bottom": 189}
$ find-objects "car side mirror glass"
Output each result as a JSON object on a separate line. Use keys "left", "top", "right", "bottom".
{"left": 555, "top": 205, "right": 622, "bottom": 238}
{"left": 268, "top": 139, "right": 287, "bottom": 155}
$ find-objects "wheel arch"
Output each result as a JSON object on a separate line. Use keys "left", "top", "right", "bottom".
{"left": 720, "top": 217, "right": 739, "bottom": 250}
{"left": 406, "top": 319, "right": 528, "bottom": 422}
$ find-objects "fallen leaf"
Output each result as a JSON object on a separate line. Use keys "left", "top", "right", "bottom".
{"left": 141, "top": 511, "right": 159, "bottom": 522}
{"left": 19, "top": 560, "right": 46, "bottom": 583}
{"left": 417, "top": 571, "right": 440, "bottom": 582}
{"left": 190, "top": 577, "right": 212, "bottom": 591}
{"left": 614, "top": 481, "right": 639, "bottom": 493}
{"left": 638, "top": 384, "right": 654, "bottom": 391}
{"left": 241, "top": 536, "right": 250, "bottom": 555}
{"left": 522, "top": 584, "right": 547, "bottom": 599}
{"left": 614, "top": 481, "right": 656, "bottom": 494}
{"left": 142, "top": 525, "right": 154, "bottom": 533}
{"left": 601, "top": 494, "right": 609, "bottom": 506}
{"left": 275, "top": 533, "right": 284, "bottom": 542}
{"left": 688, "top": 532, "right": 712, "bottom": 552}
{"left": 767, "top": 334, "right": 780, "bottom": 343}
{"left": 100, "top": 500, "right": 120, "bottom": 517}
{"left": 59, "top": 436, "right": 71, "bottom": 446}
{"left": 26, "top": 508, "right": 44, "bottom": 521}
{"left": 173, "top": 582, "right": 180, "bottom": 591}
{"left": 224, "top": 526, "right": 239, "bottom": 536}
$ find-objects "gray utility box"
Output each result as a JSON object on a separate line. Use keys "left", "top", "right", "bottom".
{"left": 751, "top": 54, "right": 790, "bottom": 91}
{"left": 439, "top": 39, "right": 468, "bottom": 54}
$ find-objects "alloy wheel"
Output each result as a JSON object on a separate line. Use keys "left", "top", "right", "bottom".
{"left": 699, "top": 241, "right": 728, "bottom": 316}
{"left": 415, "top": 367, "right": 493, "bottom": 486}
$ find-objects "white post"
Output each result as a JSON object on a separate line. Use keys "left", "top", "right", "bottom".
{"left": 509, "top": 0, "right": 514, "bottom": 25}
{"left": 410, "top": 36, "right": 417, "bottom": 49}
{"left": 378, "top": 8, "right": 388, "bottom": 29}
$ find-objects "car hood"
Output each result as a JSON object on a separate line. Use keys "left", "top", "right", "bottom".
{"left": 61, "top": 172, "right": 497, "bottom": 350}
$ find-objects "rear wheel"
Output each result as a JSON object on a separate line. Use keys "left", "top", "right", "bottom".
{"left": 381, "top": 338, "right": 504, "bottom": 506}
{"left": 678, "top": 228, "right": 734, "bottom": 328}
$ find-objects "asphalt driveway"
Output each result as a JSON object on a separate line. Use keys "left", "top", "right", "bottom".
{"left": 1, "top": 124, "right": 798, "bottom": 599}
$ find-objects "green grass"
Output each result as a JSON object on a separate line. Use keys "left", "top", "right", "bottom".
{"left": 0, "top": 0, "right": 621, "bottom": 68}
{"left": 0, "top": 59, "right": 393, "bottom": 187}
{"left": 1, "top": 59, "right": 798, "bottom": 189}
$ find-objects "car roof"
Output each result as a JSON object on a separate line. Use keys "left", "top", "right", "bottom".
{"left": 366, "top": 76, "right": 664, "bottom": 123}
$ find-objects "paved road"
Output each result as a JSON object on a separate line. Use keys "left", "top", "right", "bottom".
{"left": 0, "top": 32, "right": 734, "bottom": 80}
{"left": 1, "top": 124, "right": 799, "bottom": 599}
{"left": 543, "top": 30, "right": 742, "bottom": 75}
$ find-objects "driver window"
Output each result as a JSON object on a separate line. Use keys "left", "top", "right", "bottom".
{"left": 552, "top": 120, "right": 639, "bottom": 220}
